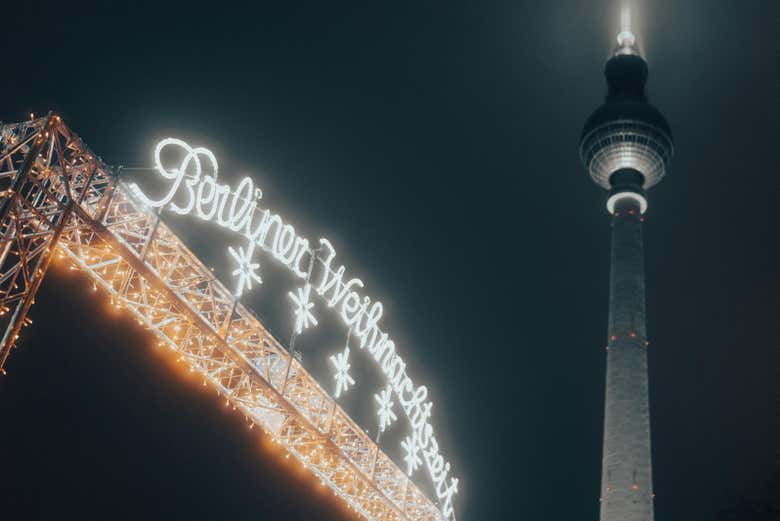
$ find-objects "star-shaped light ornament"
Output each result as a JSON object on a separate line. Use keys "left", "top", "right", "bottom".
{"left": 228, "top": 244, "right": 262, "bottom": 297}
{"left": 329, "top": 346, "right": 355, "bottom": 398}
{"left": 288, "top": 284, "right": 318, "bottom": 334}
{"left": 374, "top": 385, "right": 397, "bottom": 432}
{"left": 401, "top": 432, "right": 423, "bottom": 476}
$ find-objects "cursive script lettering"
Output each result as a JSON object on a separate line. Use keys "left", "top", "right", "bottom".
{"left": 128, "top": 139, "right": 458, "bottom": 519}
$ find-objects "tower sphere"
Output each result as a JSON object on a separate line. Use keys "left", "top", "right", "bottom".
{"left": 579, "top": 38, "right": 673, "bottom": 191}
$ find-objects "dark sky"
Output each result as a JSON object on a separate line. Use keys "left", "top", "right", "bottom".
{"left": 1, "top": 1, "right": 778, "bottom": 520}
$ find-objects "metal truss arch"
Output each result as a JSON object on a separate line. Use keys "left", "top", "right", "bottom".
{"left": 0, "top": 117, "right": 443, "bottom": 521}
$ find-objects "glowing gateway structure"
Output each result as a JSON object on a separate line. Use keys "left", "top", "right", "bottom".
{"left": 0, "top": 115, "right": 454, "bottom": 521}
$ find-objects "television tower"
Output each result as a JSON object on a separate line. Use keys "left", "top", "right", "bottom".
{"left": 579, "top": 5, "right": 673, "bottom": 521}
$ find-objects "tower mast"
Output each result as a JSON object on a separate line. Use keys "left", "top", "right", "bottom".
{"left": 579, "top": 5, "right": 674, "bottom": 521}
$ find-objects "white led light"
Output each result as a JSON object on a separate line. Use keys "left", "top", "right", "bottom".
{"left": 401, "top": 432, "right": 423, "bottom": 476}
{"left": 289, "top": 284, "right": 318, "bottom": 334}
{"left": 374, "top": 385, "right": 397, "bottom": 432}
{"left": 617, "top": 30, "right": 636, "bottom": 47}
{"left": 330, "top": 346, "right": 355, "bottom": 398}
{"left": 606, "top": 191, "right": 647, "bottom": 214}
{"left": 228, "top": 244, "right": 262, "bottom": 297}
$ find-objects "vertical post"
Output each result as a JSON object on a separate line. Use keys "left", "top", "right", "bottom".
{"left": 324, "top": 399, "right": 337, "bottom": 437}
{"left": 220, "top": 299, "right": 239, "bottom": 340}
{"left": 0, "top": 119, "right": 53, "bottom": 370}
{"left": 0, "top": 115, "right": 53, "bottom": 225}
{"left": 95, "top": 165, "right": 121, "bottom": 224}
{"left": 0, "top": 118, "right": 73, "bottom": 373}
{"left": 118, "top": 208, "right": 162, "bottom": 299}
{"left": 76, "top": 163, "right": 98, "bottom": 206}
{"left": 281, "top": 246, "right": 319, "bottom": 396}
{"left": 367, "top": 442, "right": 379, "bottom": 481}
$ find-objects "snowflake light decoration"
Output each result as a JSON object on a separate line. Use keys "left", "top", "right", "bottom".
{"left": 228, "top": 244, "right": 262, "bottom": 297}
{"left": 401, "top": 432, "right": 423, "bottom": 476}
{"left": 288, "top": 284, "right": 317, "bottom": 334}
{"left": 374, "top": 385, "right": 397, "bottom": 432}
{"left": 329, "top": 346, "right": 355, "bottom": 398}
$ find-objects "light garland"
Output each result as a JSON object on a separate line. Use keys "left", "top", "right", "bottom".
{"left": 128, "top": 138, "right": 459, "bottom": 519}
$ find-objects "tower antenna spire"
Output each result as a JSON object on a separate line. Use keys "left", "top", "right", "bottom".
{"left": 616, "top": 2, "right": 638, "bottom": 54}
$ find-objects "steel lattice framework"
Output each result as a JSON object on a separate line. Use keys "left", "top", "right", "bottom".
{"left": 0, "top": 116, "right": 442, "bottom": 521}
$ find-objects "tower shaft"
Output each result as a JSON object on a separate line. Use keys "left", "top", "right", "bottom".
{"left": 600, "top": 196, "right": 653, "bottom": 521}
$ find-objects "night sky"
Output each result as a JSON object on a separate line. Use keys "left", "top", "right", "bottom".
{"left": 1, "top": 1, "right": 778, "bottom": 520}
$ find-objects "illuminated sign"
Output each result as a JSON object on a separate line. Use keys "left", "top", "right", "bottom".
{"left": 128, "top": 138, "right": 459, "bottom": 519}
